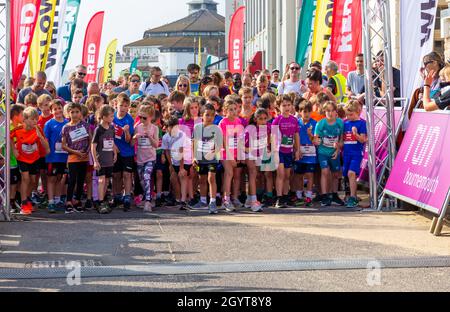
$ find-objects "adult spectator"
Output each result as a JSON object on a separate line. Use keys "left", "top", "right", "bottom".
{"left": 113, "top": 74, "right": 129, "bottom": 93}
{"left": 347, "top": 54, "right": 365, "bottom": 101}
{"left": 252, "top": 74, "right": 269, "bottom": 105}
{"left": 271, "top": 69, "right": 280, "bottom": 87}
{"left": 187, "top": 63, "right": 201, "bottom": 94}
{"left": 124, "top": 74, "right": 144, "bottom": 97}
{"left": 231, "top": 73, "right": 242, "bottom": 94}
{"left": 18, "top": 71, "right": 52, "bottom": 104}
{"left": 325, "top": 61, "right": 348, "bottom": 103}
{"left": 139, "top": 66, "right": 170, "bottom": 96}
{"left": 309, "top": 61, "right": 328, "bottom": 87}
{"left": 57, "top": 78, "right": 86, "bottom": 102}
{"left": 175, "top": 75, "right": 191, "bottom": 96}
{"left": 422, "top": 64, "right": 450, "bottom": 111}
{"left": 372, "top": 50, "right": 402, "bottom": 100}
{"left": 104, "top": 80, "right": 118, "bottom": 95}
{"left": 80, "top": 82, "right": 108, "bottom": 104}
{"left": 302, "top": 68, "right": 337, "bottom": 102}
{"left": 44, "top": 81, "right": 65, "bottom": 104}
{"left": 277, "top": 62, "right": 306, "bottom": 96}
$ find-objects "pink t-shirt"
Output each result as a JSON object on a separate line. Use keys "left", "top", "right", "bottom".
{"left": 179, "top": 117, "right": 202, "bottom": 138}
{"left": 135, "top": 123, "right": 158, "bottom": 164}
{"left": 219, "top": 117, "right": 244, "bottom": 160}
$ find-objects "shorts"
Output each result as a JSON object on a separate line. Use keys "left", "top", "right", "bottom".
{"left": 18, "top": 160, "right": 39, "bottom": 175}
{"left": 47, "top": 163, "right": 67, "bottom": 176}
{"left": 343, "top": 154, "right": 363, "bottom": 177}
{"left": 10, "top": 167, "right": 21, "bottom": 184}
{"left": 113, "top": 155, "right": 135, "bottom": 173}
{"left": 36, "top": 157, "right": 46, "bottom": 171}
{"left": 173, "top": 164, "right": 192, "bottom": 176}
{"left": 237, "top": 161, "right": 247, "bottom": 168}
{"left": 155, "top": 153, "right": 167, "bottom": 171}
{"left": 197, "top": 163, "right": 218, "bottom": 175}
{"left": 318, "top": 154, "right": 341, "bottom": 172}
{"left": 279, "top": 152, "right": 294, "bottom": 169}
{"left": 294, "top": 161, "right": 317, "bottom": 174}
{"left": 97, "top": 167, "right": 114, "bottom": 178}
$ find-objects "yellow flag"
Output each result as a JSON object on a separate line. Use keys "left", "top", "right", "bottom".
{"left": 311, "top": 0, "right": 334, "bottom": 63}
{"left": 103, "top": 39, "right": 118, "bottom": 83}
{"left": 197, "top": 36, "right": 202, "bottom": 66}
{"left": 29, "top": 0, "right": 58, "bottom": 77}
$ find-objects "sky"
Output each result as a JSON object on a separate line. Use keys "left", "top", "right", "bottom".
{"left": 66, "top": 0, "right": 226, "bottom": 71}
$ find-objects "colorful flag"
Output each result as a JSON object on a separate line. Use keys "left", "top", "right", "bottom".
{"left": 311, "top": 0, "right": 334, "bottom": 63}
{"left": 82, "top": 11, "right": 105, "bottom": 82}
{"left": 130, "top": 57, "right": 138, "bottom": 74}
{"left": 60, "top": 0, "right": 81, "bottom": 75}
{"left": 29, "top": 0, "right": 57, "bottom": 77}
{"left": 228, "top": 6, "right": 245, "bottom": 74}
{"left": 103, "top": 39, "right": 118, "bottom": 82}
{"left": 330, "top": 0, "right": 362, "bottom": 77}
{"left": 295, "top": 0, "right": 317, "bottom": 66}
{"left": 10, "top": 0, "right": 41, "bottom": 88}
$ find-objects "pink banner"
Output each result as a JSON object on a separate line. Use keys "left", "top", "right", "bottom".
{"left": 82, "top": 11, "right": 104, "bottom": 83}
{"left": 385, "top": 110, "right": 450, "bottom": 215}
{"left": 228, "top": 6, "right": 245, "bottom": 74}
{"left": 358, "top": 107, "right": 402, "bottom": 183}
{"left": 330, "top": 0, "right": 362, "bottom": 77}
{"left": 10, "top": 0, "right": 41, "bottom": 88}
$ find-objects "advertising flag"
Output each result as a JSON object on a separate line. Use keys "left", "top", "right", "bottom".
{"left": 228, "top": 6, "right": 245, "bottom": 74}
{"left": 29, "top": 0, "right": 57, "bottom": 77}
{"left": 295, "top": 0, "right": 317, "bottom": 66}
{"left": 82, "top": 11, "right": 105, "bottom": 82}
{"left": 10, "top": 0, "right": 41, "bottom": 88}
{"left": 311, "top": 0, "right": 334, "bottom": 63}
{"left": 130, "top": 57, "right": 138, "bottom": 74}
{"left": 60, "top": 0, "right": 81, "bottom": 75}
{"left": 103, "top": 39, "right": 118, "bottom": 83}
{"left": 330, "top": 0, "right": 362, "bottom": 77}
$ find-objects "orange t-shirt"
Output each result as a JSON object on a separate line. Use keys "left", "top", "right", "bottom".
{"left": 10, "top": 126, "right": 43, "bottom": 164}
{"left": 311, "top": 111, "right": 325, "bottom": 122}
{"left": 37, "top": 114, "right": 52, "bottom": 157}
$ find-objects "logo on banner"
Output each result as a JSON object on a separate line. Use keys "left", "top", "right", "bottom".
{"left": 233, "top": 39, "right": 241, "bottom": 71}
{"left": 18, "top": 4, "right": 38, "bottom": 65}
{"left": 337, "top": 0, "right": 353, "bottom": 53}
{"left": 403, "top": 124, "right": 440, "bottom": 167}
{"left": 421, "top": 0, "right": 436, "bottom": 47}
{"left": 87, "top": 43, "right": 96, "bottom": 75}
{"left": 45, "top": 0, "right": 60, "bottom": 69}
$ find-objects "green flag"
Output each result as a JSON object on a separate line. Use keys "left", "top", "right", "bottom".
{"left": 295, "top": 0, "right": 317, "bottom": 66}
{"left": 130, "top": 57, "right": 138, "bottom": 74}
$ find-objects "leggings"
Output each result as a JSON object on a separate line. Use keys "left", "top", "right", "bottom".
{"left": 137, "top": 161, "right": 155, "bottom": 201}
{"left": 67, "top": 162, "right": 88, "bottom": 202}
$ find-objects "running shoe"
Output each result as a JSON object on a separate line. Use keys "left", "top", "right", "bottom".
{"left": 208, "top": 201, "right": 218, "bottom": 214}
{"left": 331, "top": 193, "right": 345, "bottom": 206}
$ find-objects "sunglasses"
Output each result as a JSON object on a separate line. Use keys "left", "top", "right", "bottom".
{"left": 139, "top": 115, "right": 148, "bottom": 120}
{"left": 290, "top": 67, "right": 300, "bottom": 70}
{"left": 77, "top": 72, "right": 86, "bottom": 77}
{"left": 131, "top": 80, "right": 140, "bottom": 83}
{"left": 178, "top": 84, "right": 188, "bottom": 88}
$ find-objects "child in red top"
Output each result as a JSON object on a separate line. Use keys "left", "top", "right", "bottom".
{"left": 10, "top": 107, "right": 50, "bottom": 214}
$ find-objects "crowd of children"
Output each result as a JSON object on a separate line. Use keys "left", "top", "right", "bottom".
{"left": 7, "top": 73, "right": 367, "bottom": 216}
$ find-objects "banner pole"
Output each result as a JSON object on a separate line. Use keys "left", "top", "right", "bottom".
{"left": 433, "top": 191, "right": 450, "bottom": 236}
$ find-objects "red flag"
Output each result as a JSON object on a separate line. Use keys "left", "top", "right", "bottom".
{"left": 228, "top": 6, "right": 245, "bottom": 74}
{"left": 330, "top": 0, "right": 362, "bottom": 77}
{"left": 10, "top": 0, "right": 41, "bottom": 88}
{"left": 82, "top": 11, "right": 104, "bottom": 82}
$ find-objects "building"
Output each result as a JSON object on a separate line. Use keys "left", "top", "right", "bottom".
{"left": 122, "top": 0, "right": 225, "bottom": 78}
{"left": 235, "top": 0, "right": 449, "bottom": 76}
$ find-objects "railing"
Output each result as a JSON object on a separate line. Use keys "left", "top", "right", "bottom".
{"left": 116, "top": 55, "right": 159, "bottom": 63}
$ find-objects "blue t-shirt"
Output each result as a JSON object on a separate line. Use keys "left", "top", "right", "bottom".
{"left": 213, "top": 114, "right": 223, "bottom": 126}
{"left": 298, "top": 118, "right": 317, "bottom": 164}
{"left": 343, "top": 119, "right": 367, "bottom": 157}
{"left": 44, "top": 118, "right": 69, "bottom": 163}
{"left": 315, "top": 118, "right": 344, "bottom": 157}
{"left": 113, "top": 112, "right": 135, "bottom": 157}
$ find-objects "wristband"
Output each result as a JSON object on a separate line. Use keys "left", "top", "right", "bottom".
{"left": 424, "top": 84, "right": 431, "bottom": 88}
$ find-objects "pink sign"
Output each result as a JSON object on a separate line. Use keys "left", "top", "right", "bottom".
{"left": 385, "top": 110, "right": 450, "bottom": 215}
{"left": 358, "top": 107, "right": 402, "bottom": 183}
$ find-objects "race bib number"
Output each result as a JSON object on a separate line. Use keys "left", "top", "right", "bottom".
{"left": 103, "top": 138, "right": 114, "bottom": 151}
{"left": 114, "top": 125, "right": 124, "bottom": 140}
{"left": 69, "top": 127, "right": 88, "bottom": 143}
{"left": 300, "top": 145, "right": 316, "bottom": 157}
{"left": 55, "top": 142, "right": 67, "bottom": 154}
{"left": 281, "top": 135, "right": 293, "bottom": 148}
{"left": 344, "top": 132, "right": 357, "bottom": 145}
{"left": 323, "top": 136, "right": 338, "bottom": 148}
{"left": 252, "top": 137, "right": 268, "bottom": 149}
{"left": 22, "top": 143, "right": 37, "bottom": 154}
{"left": 228, "top": 136, "right": 238, "bottom": 149}
{"left": 198, "top": 140, "right": 214, "bottom": 153}
{"left": 138, "top": 137, "right": 151, "bottom": 149}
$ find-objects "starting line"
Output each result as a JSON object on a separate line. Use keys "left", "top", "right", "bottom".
{"left": 1, "top": 257, "right": 450, "bottom": 280}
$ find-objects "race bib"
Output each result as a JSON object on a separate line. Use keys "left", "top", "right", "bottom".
{"left": 198, "top": 140, "right": 214, "bottom": 153}
{"left": 228, "top": 136, "right": 238, "bottom": 149}
{"left": 138, "top": 137, "right": 151, "bottom": 149}
{"left": 114, "top": 125, "right": 124, "bottom": 140}
{"left": 252, "top": 137, "right": 268, "bottom": 149}
{"left": 69, "top": 126, "right": 88, "bottom": 143}
{"left": 281, "top": 135, "right": 293, "bottom": 148}
{"left": 300, "top": 145, "right": 316, "bottom": 157}
{"left": 344, "top": 132, "right": 357, "bottom": 145}
{"left": 22, "top": 143, "right": 37, "bottom": 154}
{"left": 323, "top": 136, "right": 338, "bottom": 148}
{"left": 103, "top": 138, "right": 114, "bottom": 151}
{"left": 55, "top": 142, "right": 67, "bottom": 154}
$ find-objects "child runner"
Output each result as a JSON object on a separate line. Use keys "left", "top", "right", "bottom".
{"left": 9, "top": 104, "right": 25, "bottom": 213}
{"left": 314, "top": 101, "right": 345, "bottom": 207}
{"left": 343, "top": 100, "right": 367, "bottom": 208}
{"left": 61, "top": 103, "right": 91, "bottom": 213}
{"left": 92, "top": 105, "right": 117, "bottom": 214}
{"left": 112, "top": 93, "right": 135, "bottom": 211}
{"left": 133, "top": 105, "right": 159, "bottom": 212}
{"left": 44, "top": 99, "right": 68, "bottom": 213}
{"left": 11, "top": 107, "right": 50, "bottom": 214}
{"left": 191, "top": 104, "right": 222, "bottom": 214}
{"left": 71, "top": 89, "right": 84, "bottom": 105}
{"left": 272, "top": 95, "right": 300, "bottom": 208}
